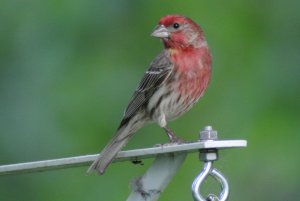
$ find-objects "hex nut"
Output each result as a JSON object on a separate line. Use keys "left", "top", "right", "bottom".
{"left": 200, "top": 126, "right": 218, "bottom": 141}
{"left": 199, "top": 149, "right": 218, "bottom": 161}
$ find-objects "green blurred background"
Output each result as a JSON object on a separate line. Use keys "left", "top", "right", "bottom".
{"left": 1, "top": 0, "right": 299, "bottom": 200}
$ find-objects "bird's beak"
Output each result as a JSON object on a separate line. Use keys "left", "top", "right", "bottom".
{"left": 151, "top": 25, "right": 170, "bottom": 38}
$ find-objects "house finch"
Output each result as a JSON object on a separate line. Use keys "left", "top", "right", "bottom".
{"left": 88, "top": 15, "right": 212, "bottom": 175}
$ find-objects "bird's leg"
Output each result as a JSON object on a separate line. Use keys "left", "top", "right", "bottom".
{"left": 163, "top": 127, "right": 183, "bottom": 143}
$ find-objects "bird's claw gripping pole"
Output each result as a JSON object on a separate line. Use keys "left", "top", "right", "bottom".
{"left": 192, "top": 126, "right": 230, "bottom": 201}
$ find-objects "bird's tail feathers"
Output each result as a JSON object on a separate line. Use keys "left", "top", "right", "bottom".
{"left": 87, "top": 124, "right": 133, "bottom": 175}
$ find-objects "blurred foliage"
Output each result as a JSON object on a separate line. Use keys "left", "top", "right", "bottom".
{"left": 1, "top": 0, "right": 300, "bottom": 200}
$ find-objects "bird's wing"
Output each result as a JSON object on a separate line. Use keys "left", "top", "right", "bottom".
{"left": 122, "top": 50, "right": 173, "bottom": 122}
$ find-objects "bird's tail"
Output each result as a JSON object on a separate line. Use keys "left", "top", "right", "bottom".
{"left": 87, "top": 117, "right": 144, "bottom": 175}
{"left": 87, "top": 125, "right": 132, "bottom": 175}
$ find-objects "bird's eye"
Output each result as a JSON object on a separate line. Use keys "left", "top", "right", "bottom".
{"left": 173, "top": 23, "right": 180, "bottom": 29}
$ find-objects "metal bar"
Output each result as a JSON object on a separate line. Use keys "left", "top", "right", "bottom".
{"left": 0, "top": 140, "right": 246, "bottom": 176}
{"left": 127, "top": 153, "right": 187, "bottom": 201}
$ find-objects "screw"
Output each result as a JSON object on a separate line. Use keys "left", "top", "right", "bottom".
{"left": 199, "top": 126, "right": 218, "bottom": 162}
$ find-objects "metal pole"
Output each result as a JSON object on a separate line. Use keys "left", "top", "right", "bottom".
{"left": 0, "top": 140, "right": 246, "bottom": 176}
{"left": 127, "top": 152, "right": 187, "bottom": 201}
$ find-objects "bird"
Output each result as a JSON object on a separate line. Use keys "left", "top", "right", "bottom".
{"left": 87, "top": 15, "right": 212, "bottom": 175}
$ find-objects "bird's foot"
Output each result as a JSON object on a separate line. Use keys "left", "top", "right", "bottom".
{"left": 163, "top": 127, "right": 184, "bottom": 143}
